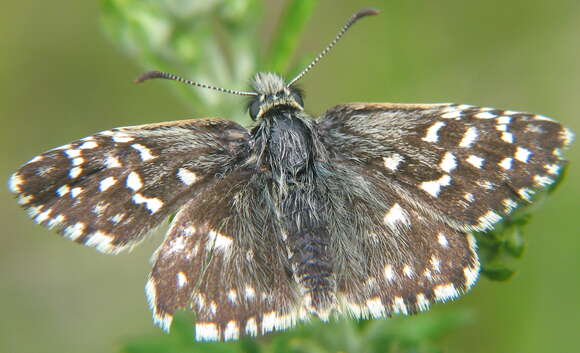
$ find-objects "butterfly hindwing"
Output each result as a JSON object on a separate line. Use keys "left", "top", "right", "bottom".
{"left": 318, "top": 103, "right": 573, "bottom": 232}
{"left": 309, "top": 161, "right": 479, "bottom": 318}
{"left": 9, "top": 118, "right": 249, "bottom": 254}
{"left": 148, "top": 170, "right": 303, "bottom": 341}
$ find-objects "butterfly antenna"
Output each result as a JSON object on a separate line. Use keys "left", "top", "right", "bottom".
{"left": 288, "top": 8, "right": 380, "bottom": 87}
{"left": 135, "top": 70, "right": 258, "bottom": 96}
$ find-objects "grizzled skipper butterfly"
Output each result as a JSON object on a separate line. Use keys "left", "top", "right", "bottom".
{"left": 9, "top": 9, "right": 573, "bottom": 341}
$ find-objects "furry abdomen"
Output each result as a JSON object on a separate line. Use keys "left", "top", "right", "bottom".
{"left": 255, "top": 110, "right": 336, "bottom": 317}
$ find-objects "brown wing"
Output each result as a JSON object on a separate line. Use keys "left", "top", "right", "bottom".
{"left": 147, "top": 170, "right": 304, "bottom": 341}
{"left": 315, "top": 102, "right": 571, "bottom": 317}
{"left": 318, "top": 103, "right": 572, "bottom": 232}
{"left": 9, "top": 118, "right": 249, "bottom": 254}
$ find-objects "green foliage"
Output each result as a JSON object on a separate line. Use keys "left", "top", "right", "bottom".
{"left": 101, "top": 0, "right": 318, "bottom": 123}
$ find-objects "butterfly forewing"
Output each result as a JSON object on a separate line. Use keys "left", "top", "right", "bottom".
{"left": 9, "top": 118, "right": 249, "bottom": 254}
{"left": 318, "top": 103, "right": 573, "bottom": 232}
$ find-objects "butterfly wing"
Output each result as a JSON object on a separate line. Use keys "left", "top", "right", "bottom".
{"left": 318, "top": 103, "right": 573, "bottom": 232}
{"left": 9, "top": 118, "right": 249, "bottom": 254}
{"left": 148, "top": 169, "right": 303, "bottom": 340}
{"left": 316, "top": 102, "right": 572, "bottom": 316}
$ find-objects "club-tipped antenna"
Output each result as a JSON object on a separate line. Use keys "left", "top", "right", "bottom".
{"left": 287, "top": 8, "right": 380, "bottom": 87}
{"left": 135, "top": 70, "right": 258, "bottom": 96}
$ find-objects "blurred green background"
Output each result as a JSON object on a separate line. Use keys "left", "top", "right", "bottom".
{"left": 1, "top": 1, "right": 578, "bottom": 352}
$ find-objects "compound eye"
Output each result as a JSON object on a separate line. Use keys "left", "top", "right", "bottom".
{"left": 292, "top": 91, "right": 304, "bottom": 107}
{"left": 249, "top": 99, "right": 261, "bottom": 120}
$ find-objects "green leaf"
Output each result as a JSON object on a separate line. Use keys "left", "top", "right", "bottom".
{"left": 265, "top": 0, "right": 319, "bottom": 74}
{"left": 481, "top": 264, "right": 516, "bottom": 281}
{"left": 100, "top": 0, "right": 262, "bottom": 123}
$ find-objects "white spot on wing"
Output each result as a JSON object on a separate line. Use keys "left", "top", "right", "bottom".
{"left": 392, "top": 297, "right": 408, "bottom": 315}
{"left": 70, "top": 187, "right": 83, "bottom": 198}
{"left": 477, "top": 210, "right": 502, "bottom": 229}
{"left": 466, "top": 155, "right": 484, "bottom": 168}
{"left": 35, "top": 209, "right": 52, "bottom": 224}
{"left": 64, "top": 222, "right": 85, "bottom": 241}
{"left": 416, "top": 293, "right": 430, "bottom": 312}
{"left": 503, "top": 198, "right": 518, "bottom": 213}
{"left": 420, "top": 174, "right": 452, "bottom": 197}
{"left": 434, "top": 283, "right": 459, "bottom": 302}
{"left": 72, "top": 157, "right": 84, "bottom": 166}
{"left": 196, "top": 322, "right": 219, "bottom": 341}
{"left": 438, "top": 233, "right": 449, "bottom": 247}
{"left": 27, "top": 155, "right": 43, "bottom": 164}
{"left": 79, "top": 141, "right": 98, "bottom": 149}
{"left": 402, "top": 265, "right": 414, "bottom": 278}
{"left": 459, "top": 127, "right": 478, "bottom": 147}
{"left": 69, "top": 166, "right": 82, "bottom": 179}
{"left": 475, "top": 111, "right": 496, "bottom": 119}
{"left": 422, "top": 121, "right": 446, "bottom": 143}
{"left": 544, "top": 164, "right": 560, "bottom": 175}
{"left": 177, "top": 168, "right": 198, "bottom": 186}
{"left": 206, "top": 230, "right": 233, "bottom": 252}
{"left": 64, "top": 149, "right": 81, "bottom": 158}
{"left": 499, "top": 157, "right": 513, "bottom": 170}
{"left": 533, "top": 175, "right": 553, "bottom": 187}
{"left": 441, "top": 110, "right": 462, "bottom": 119}
{"left": 383, "top": 153, "right": 404, "bottom": 171}
{"left": 18, "top": 194, "right": 33, "bottom": 205}
{"left": 384, "top": 264, "right": 395, "bottom": 282}
{"left": 227, "top": 289, "right": 238, "bottom": 304}
{"left": 99, "top": 176, "right": 117, "bottom": 191}
{"left": 464, "top": 193, "right": 475, "bottom": 202}
{"left": 245, "top": 286, "right": 256, "bottom": 300}
{"left": 497, "top": 116, "right": 512, "bottom": 125}
{"left": 245, "top": 317, "right": 258, "bottom": 336}
{"left": 48, "top": 214, "right": 65, "bottom": 228}
{"left": 501, "top": 132, "right": 514, "bottom": 143}
{"left": 431, "top": 255, "right": 441, "bottom": 272}
{"left": 464, "top": 265, "right": 480, "bottom": 288}
{"left": 176, "top": 272, "right": 188, "bottom": 288}
{"left": 262, "top": 311, "right": 278, "bottom": 334}
{"left": 105, "top": 156, "right": 122, "bottom": 168}
{"left": 112, "top": 134, "right": 134, "bottom": 143}
{"left": 439, "top": 152, "right": 457, "bottom": 173}
{"left": 85, "top": 231, "right": 115, "bottom": 253}
{"left": 126, "top": 172, "right": 143, "bottom": 191}
{"left": 8, "top": 173, "right": 23, "bottom": 193}
{"left": 366, "top": 297, "right": 385, "bottom": 318}
{"left": 515, "top": 147, "right": 532, "bottom": 163}
{"left": 224, "top": 321, "right": 240, "bottom": 341}
{"left": 132, "top": 143, "right": 156, "bottom": 161}
{"left": 132, "top": 193, "right": 163, "bottom": 213}
{"left": 561, "top": 127, "right": 574, "bottom": 145}
{"left": 383, "top": 203, "right": 410, "bottom": 229}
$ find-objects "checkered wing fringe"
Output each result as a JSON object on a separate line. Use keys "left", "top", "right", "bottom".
{"left": 9, "top": 119, "right": 249, "bottom": 254}
{"left": 147, "top": 171, "right": 302, "bottom": 341}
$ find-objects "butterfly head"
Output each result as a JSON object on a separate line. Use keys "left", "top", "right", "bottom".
{"left": 247, "top": 73, "right": 304, "bottom": 121}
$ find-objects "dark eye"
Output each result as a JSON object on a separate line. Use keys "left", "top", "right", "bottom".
{"left": 249, "top": 99, "right": 261, "bottom": 120}
{"left": 292, "top": 91, "right": 304, "bottom": 107}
